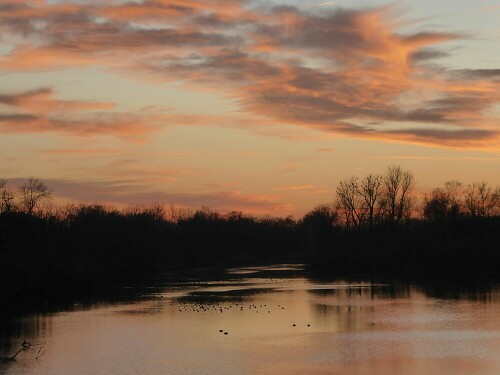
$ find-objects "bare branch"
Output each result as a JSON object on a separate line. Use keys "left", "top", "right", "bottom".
{"left": 18, "top": 177, "right": 52, "bottom": 215}
{"left": 357, "top": 174, "right": 383, "bottom": 229}
{"left": 336, "top": 177, "right": 364, "bottom": 229}
{"left": 383, "top": 165, "right": 415, "bottom": 223}
{"left": 0, "top": 179, "right": 16, "bottom": 213}
{"left": 464, "top": 181, "right": 499, "bottom": 218}
{"left": 36, "top": 342, "right": 47, "bottom": 360}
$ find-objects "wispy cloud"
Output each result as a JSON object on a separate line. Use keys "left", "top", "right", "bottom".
{"left": 317, "top": 148, "right": 334, "bottom": 153}
{"left": 472, "top": 4, "right": 500, "bottom": 13}
{"left": 7, "top": 178, "right": 292, "bottom": 215}
{"left": 0, "top": 86, "right": 158, "bottom": 139}
{"left": 0, "top": 1, "right": 498, "bottom": 148}
{"left": 0, "top": 86, "right": 220, "bottom": 139}
{"left": 369, "top": 155, "right": 500, "bottom": 161}
{"left": 272, "top": 185, "right": 316, "bottom": 191}
{"left": 317, "top": 2, "right": 336, "bottom": 7}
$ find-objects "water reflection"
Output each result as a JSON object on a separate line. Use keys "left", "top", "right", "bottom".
{"left": 1, "top": 264, "right": 499, "bottom": 375}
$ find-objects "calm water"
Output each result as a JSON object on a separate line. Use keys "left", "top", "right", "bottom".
{"left": 1, "top": 265, "right": 499, "bottom": 375}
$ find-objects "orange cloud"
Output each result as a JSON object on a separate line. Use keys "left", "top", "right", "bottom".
{"left": 0, "top": 88, "right": 158, "bottom": 139}
{"left": 8, "top": 178, "right": 292, "bottom": 216}
{"left": 39, "top": 148, "right": 122, "bottom": 157}
{"left": 272, "top": 185, "right": 316, "bottom": 191}
{"left": 0, "top": 87, "right": 115, "bottom": 112}
{"left": 0, "top": 2, "right": 499, "bottom": 148}
{"left": 0, "top": 87, "right": 202, "bottom": 139}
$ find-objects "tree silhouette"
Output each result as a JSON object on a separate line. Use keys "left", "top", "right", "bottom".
{"left": 302, "top": 204, "right": 338, "bottom": 253}
{"left": 336, "top": 177, "right": 364, "bottom": 230}
{"left": 357, "top": 174, "right": 383, "bottom": 229}
{"left": 423, "top": 188, "right": 452, "bottom": 222}
{"left": 444, "top": 180, "right": 463, "bottom": 214}
{"left": 423, "top": 180, "right": 463, "bottom": 222}
{"left": 464, "top": 181, "right": 500, "bottom": 218}
{"left": 18, "top": 177, "right": 52, "bottom": 214}
{"left": 2, "top": 169, "right": 500, "bottom": 312}
{"left": 0, "top": 178, "right": 16, "bottom": 213}
{"left": 382, "top": 165, "right": 414, "bottom": 223}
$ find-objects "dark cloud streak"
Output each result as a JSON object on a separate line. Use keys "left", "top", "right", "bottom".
{"left": 0, "top": 1, "right": 498, "bottom": 147}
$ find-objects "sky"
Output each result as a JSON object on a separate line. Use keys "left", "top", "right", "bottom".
{"left": 0, "top": 0, "right": 499, "bottom": 216}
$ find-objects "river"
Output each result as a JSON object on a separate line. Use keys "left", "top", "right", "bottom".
{"left": 1, "top": 264, "right": 499, "bottom": 374}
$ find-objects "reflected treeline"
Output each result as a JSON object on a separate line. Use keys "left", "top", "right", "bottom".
{"left": 307, "top": 279, "right": 499, "bottom": 302}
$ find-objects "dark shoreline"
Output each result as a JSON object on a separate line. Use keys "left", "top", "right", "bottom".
{"left": 1, "top": 207, "right": 499, "bottom": 317}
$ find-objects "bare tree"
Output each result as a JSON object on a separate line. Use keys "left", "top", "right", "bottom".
{"left": 165, "top": 203, "right": 193, "bottom": 222}
{"left": 0, "top": 178, "right": 16, "bottom": 213}
{"left": 382, "top": 165, "right": 415, "bottom": 223}
{"left": 357, "top": 174, "right": 383, "bottom": 229}
{"left": 423, "top": 188, "right": 449, "bottom": 221}
{"left": 0, "top": 178, "right": 5, "bottom": 212}
{"left": 444, "top": 180, "right": 463, "bottom": 217}
{"left": 18, "top": 177, "right": 52, "bottom": 215}
{"left": 336, "top": 177, "right": 364, "bottom": 229}
{"left": 423, "top": 180, "right": 464, "bottom": 221}
{"left": 464, "top": 181, "right": 500, "bottom": 218}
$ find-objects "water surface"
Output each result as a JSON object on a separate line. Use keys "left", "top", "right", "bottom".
{"left": 1, "top": 265, "right": 499, "bottom": 374}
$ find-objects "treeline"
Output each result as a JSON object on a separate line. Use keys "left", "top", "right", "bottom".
{"left": 0, "top": 184, "right": 302, "bottom": 308}
{"left": 1, "top": 168, "right": 499, "bottom": 310}
{"left": 303, "top": 165, "right": 500, "bottom": 279}
{"left": 331, "top": 165, "right": 500, "bottom": 229}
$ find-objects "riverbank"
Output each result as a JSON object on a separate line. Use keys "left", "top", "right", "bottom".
{"left": 1, "top": 207, "right": 499, "bottom": 317}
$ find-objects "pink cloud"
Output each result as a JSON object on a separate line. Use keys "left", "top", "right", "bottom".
{"left": 0, "top": 1, "right": 498, "bottom": 148}
{"left": 272, "top": 185, "right": 316, "bottom": 191}
{"left": 7, "top": 177, "right": 293, "bottom": 216}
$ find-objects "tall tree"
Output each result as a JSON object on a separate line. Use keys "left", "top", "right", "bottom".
{"left": 423, "top": 180, "right": 464, "bottom": 222}
{"left": 423, "top": 188, "right": 450, "bottom": 222}
{"left": 382, "top": 165, "right": 415, "bottom": 223}
{"left": 0, "top": 178, "right": 15, "bottom": 213}
{"left": 444, "top": 180, "right": 463, "bottom": 217}
{"left": 336, "top": 177, "right": 364, "bottom": 229}
{"left": 357, "top": 174, "right": 383, "bottom": 229}
{"left": 18, "top": 177, "right": 52, "bottom": 214}
{"left": 464, "top": 181, "right": 500, "bottom": 218}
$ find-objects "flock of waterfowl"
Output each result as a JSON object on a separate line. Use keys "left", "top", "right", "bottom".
{"left": 173, "top": 300, "right": 311, "bottom": 336}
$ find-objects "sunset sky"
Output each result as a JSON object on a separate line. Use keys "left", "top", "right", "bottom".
{"left": 1, "top": 0, "right": 499, "bottom": 216}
